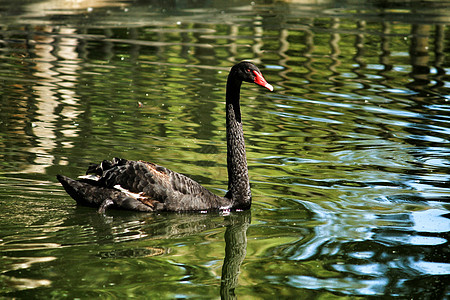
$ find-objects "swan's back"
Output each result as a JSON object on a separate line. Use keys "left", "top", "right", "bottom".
{"left": 57, "top": 158, "right": 230, "bottom": 212}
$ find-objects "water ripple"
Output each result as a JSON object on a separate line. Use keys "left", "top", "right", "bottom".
{"left": 1, "top": 1, "right": 450, "bottom": 298}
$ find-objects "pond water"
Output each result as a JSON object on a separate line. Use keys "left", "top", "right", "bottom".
{"left": 1, "top": 0, "right": 450, "bottom": 298}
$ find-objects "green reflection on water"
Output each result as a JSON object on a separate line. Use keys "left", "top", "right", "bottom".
{"left": 1, "top": 0, "right": 450, "bottom": 299}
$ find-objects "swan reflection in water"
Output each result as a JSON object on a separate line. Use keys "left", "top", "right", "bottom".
{"left": 220, "top": 212, "right": 250, "bottom": 300}
{"left": 69, "top": 209, "right": 250, "bottom": 299}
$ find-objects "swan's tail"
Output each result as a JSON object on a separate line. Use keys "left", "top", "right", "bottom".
{"left": 56, "top": 174, "right": 154, "bottom": 212}
{"left": 56, "top": 175, "right": 104, "bottom": 207}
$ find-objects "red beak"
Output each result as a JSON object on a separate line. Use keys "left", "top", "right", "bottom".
{"left": 252, "top": 70, "right": 273, "bottom": 91}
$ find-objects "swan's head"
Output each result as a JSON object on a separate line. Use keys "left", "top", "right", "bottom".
{"left": 232, "top": 62, "right": 274, "bottom": 91}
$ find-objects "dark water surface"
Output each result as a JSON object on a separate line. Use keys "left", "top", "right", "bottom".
{"left": 1, "top": 0, "right": 450, "bottom": 298}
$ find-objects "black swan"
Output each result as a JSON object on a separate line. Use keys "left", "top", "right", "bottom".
{"left": 57, "top": 62, "right": 273, "bottom": 213}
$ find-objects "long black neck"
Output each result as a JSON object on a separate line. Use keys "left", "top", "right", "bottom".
{"left": 225, "top": 75, "right": 251, "bottom": 209}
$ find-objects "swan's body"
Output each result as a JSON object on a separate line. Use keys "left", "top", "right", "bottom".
{"left": 57, "top": 62, "right": 273, "bottom": 213}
